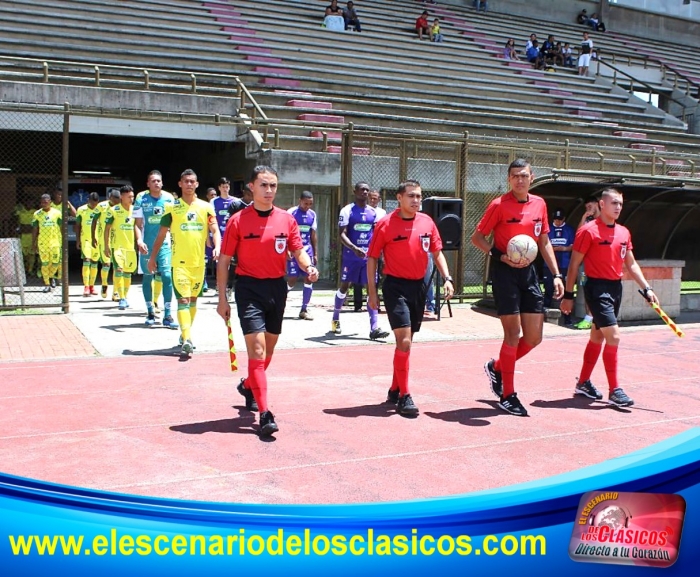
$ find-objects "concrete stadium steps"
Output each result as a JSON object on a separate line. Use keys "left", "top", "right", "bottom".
{"left": 1, "top": 0, "right": 698, "bottom": 155}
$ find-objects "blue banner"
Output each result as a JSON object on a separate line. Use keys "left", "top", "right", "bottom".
{"left": 2, "top": 428, "right": 698, "bottom": 575}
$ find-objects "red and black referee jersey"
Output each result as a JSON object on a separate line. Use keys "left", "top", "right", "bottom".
{"left": 367, "top": 212, "right": 443, "bottom": 279}
{"left": 574, "top": 218, "right": 632, "bottom": 280}
{"left": 221, "top": 205, "right": 303, "bottom": 279}
{"left": 476, "top": 191, "right": 550, "bottom": 253}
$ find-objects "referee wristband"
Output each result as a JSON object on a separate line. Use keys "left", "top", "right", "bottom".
{"left": 489, "top": 247, "right": 503, "bottom": 259}
{"left": 563, "top": 291, "right": 575, "bottom": 300}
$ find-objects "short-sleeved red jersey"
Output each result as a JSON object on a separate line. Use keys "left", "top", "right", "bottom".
{"left": 476, "top": 192, "right": 550, "bottom": 253}
{"left": 367, "top": 212, "right": 443, "bottom": 280}
{"left": 221, "top": 206, "right": 304, "bottom": 279}
{"left": 573, "top": 218, "right": 633, "bottom": 280}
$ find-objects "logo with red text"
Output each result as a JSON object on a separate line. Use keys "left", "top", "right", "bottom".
{"left": 569, "top": 491, "right": 685, "bottom": 568}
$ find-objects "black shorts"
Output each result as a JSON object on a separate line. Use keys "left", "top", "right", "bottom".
{"left": 490, "top": 258, "right": 544, "bottom": 316}
{"left": 583, "top": 278, "right": 622, "bottom": 329}
{"left": 382, "top": 275, "right": 427, "bottom": 334}
{"left": 235, "top": 276, "right": 287, "bottom": 335}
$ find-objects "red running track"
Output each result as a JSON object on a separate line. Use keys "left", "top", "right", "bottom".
{"left": 0, "top": 329, "right": 698, "bottom": 504}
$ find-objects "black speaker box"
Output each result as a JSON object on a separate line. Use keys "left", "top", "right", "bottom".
{"left": 422, "top": 197, "right": 463, "bottom": 251}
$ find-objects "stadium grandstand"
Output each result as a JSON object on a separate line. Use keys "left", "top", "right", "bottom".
{"left": 0, "top": 0, "right": 698, "bottom": 309}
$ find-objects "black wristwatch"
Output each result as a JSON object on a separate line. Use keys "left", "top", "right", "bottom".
{"left": 554, "top": 274, "right": 564, "bottom": 280}
{"left": 443, "top": 276, "right": 454, "bottom": 285}
{"left": 643, "top": 286, "right": 653, "bottom": 294}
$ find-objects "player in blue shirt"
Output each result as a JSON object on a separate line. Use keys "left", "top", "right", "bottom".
{"left": 332, "top": 181, "right": 390, "bottom": 340}
{"left": 133, "top": 170, "right": 177, "bottom": 327}
{"left": 286, "top": 191, "right": 318, "bottom": 320}
{"left": 544, "top": 208, "right": 575, "bottom": 325}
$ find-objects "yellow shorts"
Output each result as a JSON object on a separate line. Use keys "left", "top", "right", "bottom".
{"left": 20, "top": 234, "right": 33, "bottom": 254}
{"left": 96, "top": 241, "right": 110, "bottom": 264}
{"left": 173, "top": 266, "right": 204, "bottom": 299}
{"left": 81, "top": 240, "right": 97, "bottom": 261}
{"left": 112, "top": 248, "right": 137, "bottom": 273}
{"left": 38, "top": 245, "right": 61, "bottom": 265}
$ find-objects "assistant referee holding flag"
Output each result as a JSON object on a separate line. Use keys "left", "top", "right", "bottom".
{"left": 367, "top": 180, "right": 454, "bottom": 416}
{"left": 217, "top": 166, "right": 319, "bottom": 437}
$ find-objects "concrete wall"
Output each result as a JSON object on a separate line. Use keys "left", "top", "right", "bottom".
{"left": 445, "top": 0, "right": 700, "bottom": 46}
{"left": 0, "top": 81, "right": 241, "bottom": 140}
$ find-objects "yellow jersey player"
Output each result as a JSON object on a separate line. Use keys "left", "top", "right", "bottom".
{"left": 74, "top": 192, "right": 100, "bottom": 297}
{"left": 149, "top": 169, "right": 221, "bottom": 357}
{"left": 105, "top": 186, "right": 144, "bottom": 311}
{"left": 32, "top": 194, "right": 62, "bottom": 292}
{"left": 91, "top": 189, "right": 121, "bottom": 299}
{"left": 14, "top": 197, "right": 37, "bottom": 276}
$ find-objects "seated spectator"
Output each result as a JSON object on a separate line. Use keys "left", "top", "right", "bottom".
{"left": 552, "top": 41, "right": 563, "bottom": 66}
{"left": 416, "top": 11, "right": 430, "bottom": 40}
{"left": 324, "top": 0, "right": 345, "bottom": 31}
{"left": 431, "top": 18, "right": 444, "bottom": 42}
{"left": 525, "top": 33, "right": 537, "bottom": 52}
{"left": 577, "top": 9, "right": 588, "bottom": 25}
{"left": 473, "top": 0, "right": 488, "bottom": 12}
{"left": 562, "top": 42, "right": 573, "bottom": 67}
{"left": 540, "top": 34, "right": 557, "bottom": 67}
{"left": 343, "top": 1, "right": 362, "bottom": 32}
{"left": 526, "top": 39, "right": 540, "bottom": 64}
{"left": 504, "top": 38, "right": 518, "bottom": 60}
{"left": 587, "top": 13, "right": 607, "bottom": 32}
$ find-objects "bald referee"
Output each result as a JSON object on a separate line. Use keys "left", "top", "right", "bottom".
{"left": 367, "top": 180, "right": 454, "bottom": 416}
{"left": 217, "top": 166, "right": 318, "bottom": 437}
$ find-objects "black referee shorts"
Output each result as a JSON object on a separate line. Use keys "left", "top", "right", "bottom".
{"left": 583, "top": 278, "right": 622, "bottom": 329}
{"left": 490, "top": 258, "right": 544, "bottom": 316}
{"left": 382, "top": 275, "right": 428, "bottom": 334}
{"left": 235, "top": 276, "right": 288, "bottom": 335}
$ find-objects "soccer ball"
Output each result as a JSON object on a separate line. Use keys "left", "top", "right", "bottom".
{"left": 506, "top": 234, "right": 538, "bottom": 265}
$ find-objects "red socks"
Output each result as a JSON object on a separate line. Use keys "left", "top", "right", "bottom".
{"left": 494, "top": 338, "right": 535, "bottom": 372}
{"left": 602, "top": 345, "right": 619, "bottom": 392}
{"left": 579, "top": 341, "right": 603, "bottom": 383}
{"left": 393, "top": 349, "right": 410, "bottom": 396}
{"left": 247, "top": 358, "right": 268, "bottom": 413}
{"left": 498, "top": 343, "right": 517, "bottom": 398}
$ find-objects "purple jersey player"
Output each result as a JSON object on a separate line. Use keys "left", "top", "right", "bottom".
{"left": 331, "top": 181, "right": 390, "bottom": 341}
{"left": 212, "top": 177, "right": 238, "bottom": 297}
{"left": 286, "top": 191, "right": 318, "bottom": 320}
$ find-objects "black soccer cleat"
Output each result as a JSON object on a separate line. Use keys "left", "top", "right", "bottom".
{"left": 574, "top": 378, "right": 603, "bottom": 400}
{"left": 397, "top": 394, "right": 419, "bottom": 416}
{"left": 237, "top": 378, "right": 258, "bottom": 411}
{"left": 259, "top": 411, "right": 279, "bottom": 436}
{"left": 369, "top": 328, "right": 390, "bottom": 341}
{"left": 484, "top": 359, "right": 503, "bottom": 398}
{"left": 386, "top": 388, "right": 400, "bottom": 404}
{"left": 498, "top": 393, "right": 529, "bottom": 417}
{"left": 609, "top": 387, "right": 634, "bottom": 407}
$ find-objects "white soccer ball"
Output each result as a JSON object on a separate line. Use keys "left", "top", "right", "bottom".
{"left": 506, "top": 234, "right": 538, "bottom": 265}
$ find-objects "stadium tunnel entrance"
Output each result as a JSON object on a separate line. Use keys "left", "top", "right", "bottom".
{"left": 531, "top": 174, "right": 700, "bottom": 282}
{"left": 64, "top": 133, "right": 248, "bottom": 276}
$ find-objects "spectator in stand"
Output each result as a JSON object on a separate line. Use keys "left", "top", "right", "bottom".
{"left": 578, "top": 31, "right": 594, "bottom": 76}
{"left": 588, "top": 13, "right": 605, "bottom": 32}
{"left": 577, "top": 9, "right": 589, "bottom": 25}
{"left": 562, "top": 42, "right": 573, "bottom": 67}
{"left": 324, "top": 0, "right": 345, "bottom": 31}
{"left": 553, "top": 42, "right": 565, "bottom": 67}
{"left": 431, "top": 18, "right": 444, "bottom": 42}
{"left": 343, "top": 1, "right": 362, "bottom": 32}
{"left": 525, "top": 33, "right": 537, "bottom": 53}
{"left": 473, "top": 0, "right": 488, "bottom": 12}
{"left": 540, "top": 35, "right": 557, "bottom": 68}
{"left": 416, "top": 11, "right": 430, "bottom": 41}
{"left": 504, "top": 38, "right": 518, "bottom": 60}
{"left": 526, "top": 39, "right": 540, "bottom": 65}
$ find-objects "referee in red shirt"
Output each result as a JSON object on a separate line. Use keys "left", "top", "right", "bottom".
{"left": 561, "top": 188, "right": 658, "bottom": 407}
{"left": 367, "top": 180, "right": 455, "bottom": 416}
{"left": 471, "top": 159, "right": 564, "bottom": 417}
{"left": 216, "top": 166, "right": 319, "bottom": 436}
